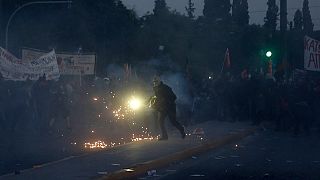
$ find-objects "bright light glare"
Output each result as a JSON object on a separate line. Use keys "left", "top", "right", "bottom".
{"left": 266, "top": 51, "right": 272, "bottom": 58}
{"left": 128, "top": 97, "right": 141, "bottom": 110}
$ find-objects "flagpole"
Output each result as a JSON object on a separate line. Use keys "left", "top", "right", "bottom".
{"left": 220, "top": 48, "right": 229, "bottom": 76}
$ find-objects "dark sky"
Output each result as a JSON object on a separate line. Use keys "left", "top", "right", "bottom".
{"left": 122, "top": 0, "right": 320, "bottom": 30}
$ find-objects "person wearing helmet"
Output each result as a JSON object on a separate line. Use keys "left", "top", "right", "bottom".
{"left": 151, "top": 76, "right": 186, "bottom": 140}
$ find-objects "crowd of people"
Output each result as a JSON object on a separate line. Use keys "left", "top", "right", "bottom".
{"left": 0, "top": 75, "right": 74, "bottom": 134}
{"left": 193, "top": 70, "right": 320, "bottom": 136}
{"left": 1, "top": 69, "right": 320, "bottom": 137}
{"left": 0, "top": 73, "right": 152, "bottom": 135}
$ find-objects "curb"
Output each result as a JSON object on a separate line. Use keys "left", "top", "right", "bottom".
{"left": 98, "top": 127, "right": 257, "bottom": 180}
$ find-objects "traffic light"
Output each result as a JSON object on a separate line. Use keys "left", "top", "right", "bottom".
{"left": 266, "top": 51, "right": 272, "bottom": 58}
{"left": 260, "top": 49, "right": 275, "bottom": 60}
{"left": 260, "top": 49, "right": 276, "bottom": 76}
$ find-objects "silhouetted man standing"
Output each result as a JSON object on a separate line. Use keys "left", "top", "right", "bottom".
{"left": 151, "top": 77, "right": 186, "bottom": 140}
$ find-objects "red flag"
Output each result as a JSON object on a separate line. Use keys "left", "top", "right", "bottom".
{"left": 224, "top": 48, "right": 231, "bottom": 68}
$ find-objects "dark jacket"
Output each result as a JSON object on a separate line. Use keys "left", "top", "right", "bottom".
{"left": 152, "top": 82, "right": 176, "bottom": 112}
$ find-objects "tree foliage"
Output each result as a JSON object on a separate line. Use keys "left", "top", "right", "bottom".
{"left": 293, "top": 10, "right": 303, "bottom": 31}
{"left": 302, "top": 0, "right": 314, "bottom": 34}
{"left": 51, "top": 0, "right": 139, "bottom": 73}
{"left": 153, "top": 0, "right": 169, "bottom": 17}
{"left": 203, "top": 0, "right": 231, "bottom": 26}
{"left": 232, "top": 0, "right": 249, "bottom": 27}
{"left": 1, "top": 0, "right": 318, "bottom": 76}
{"left": 185, "top": 0, "right": 195, "bottom": 19}
{"left": 264, "top": 0, "right": 279, "bottom": 32}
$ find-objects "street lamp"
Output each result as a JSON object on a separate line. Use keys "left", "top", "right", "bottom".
{"left": 5, "top": 1, "right": 72, "bottom": 50}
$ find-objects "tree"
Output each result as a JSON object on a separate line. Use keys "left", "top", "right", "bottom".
{"left": 185, "top": 0, "right": 195, "bottom": 19}
{"left": 203, "top": 0, "right": 231, "bottom": 25}
{"left": 153, "top": 0, "right": 169, "bottom": 17}
{"left": 50, "top": 0, "right": 139, "bottom": 74}
{"left": 302, "top": 0, "right": 314, "bottom": 34}
{"left": 232, "top": 0, "right": 241, "bottom": 22}
{"left": 232, "top": 0, "right": 249, "bottom": 27}
{"left": 293, "top": 9, "right": 303, "bottom": 31}
{"left": 240, "top": 0, "right": 249, "bottom": 26}
{"left": 264, "top": 0, "right": 279, "bottom": 32}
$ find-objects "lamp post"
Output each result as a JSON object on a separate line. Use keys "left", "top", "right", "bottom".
{"left": 5, "top": 1, "right": 72, "bottom": 50}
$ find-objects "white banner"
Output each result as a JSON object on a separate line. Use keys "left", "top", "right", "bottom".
{"left": 22, "top": 48, "right": 96, "bottom": 75}
{"left": 0, "top": 47, "right": 59, "bottom": 81}
{"left": 28, "top": 50, "right": 60, "bottom": 80}
{"left": 304, "top": 36, "right": 320, "bottom": 72}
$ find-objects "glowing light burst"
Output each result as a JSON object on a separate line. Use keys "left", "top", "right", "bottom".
{"left": 111, "top": 96, "right": 143, "bottom": 120}
{"left": 128, "top": 97, "right": 142, "bottom": 111}
{"left": 83, "top": 91, "right": 160, "bottom": 151}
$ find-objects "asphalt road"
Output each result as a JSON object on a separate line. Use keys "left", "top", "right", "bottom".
{"left": 141, "top": 128, "right": 320, "bottom": 180}
{"left": 0, "top": 121, "right": 252, "bottom": 180}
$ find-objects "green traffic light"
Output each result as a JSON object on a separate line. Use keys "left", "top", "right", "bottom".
{"left": 266, "top": 51, "right": 272, "bottom": 58}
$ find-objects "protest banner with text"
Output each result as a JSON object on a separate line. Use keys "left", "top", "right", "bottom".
{"left": 0, "top": 47, "right": 59, "bottom": 81}
{"left": 304, "top": 36, "right": 320, "bottom": 72}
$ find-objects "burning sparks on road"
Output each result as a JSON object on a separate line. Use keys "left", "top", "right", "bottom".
{"left": 84, "top": 141, "right": 118, "bottom": 149}
{"left": 131, "top": 130, "right": 159, "bottom": 142}
{"left": 83, "top": 135, "right": 158, "bottom": 150}
{"left": 82, "top": 91, "right": 160, "bottom": 151}
{"left": 84, "top": 141, "right": 108, "bottom": 149}
{"left": 83, "top": 131, "right": 158, "bottom": 150}
{"left": 131, "top": 137, "right": 157, "bottom": 141}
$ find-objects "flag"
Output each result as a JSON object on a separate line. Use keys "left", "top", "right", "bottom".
{"left": 220, "top": 48, "right": 231, "bottom": 74}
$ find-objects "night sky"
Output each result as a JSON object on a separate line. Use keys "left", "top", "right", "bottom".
{"left": 122, "top": 0, "right": 320, "bottom": 29}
